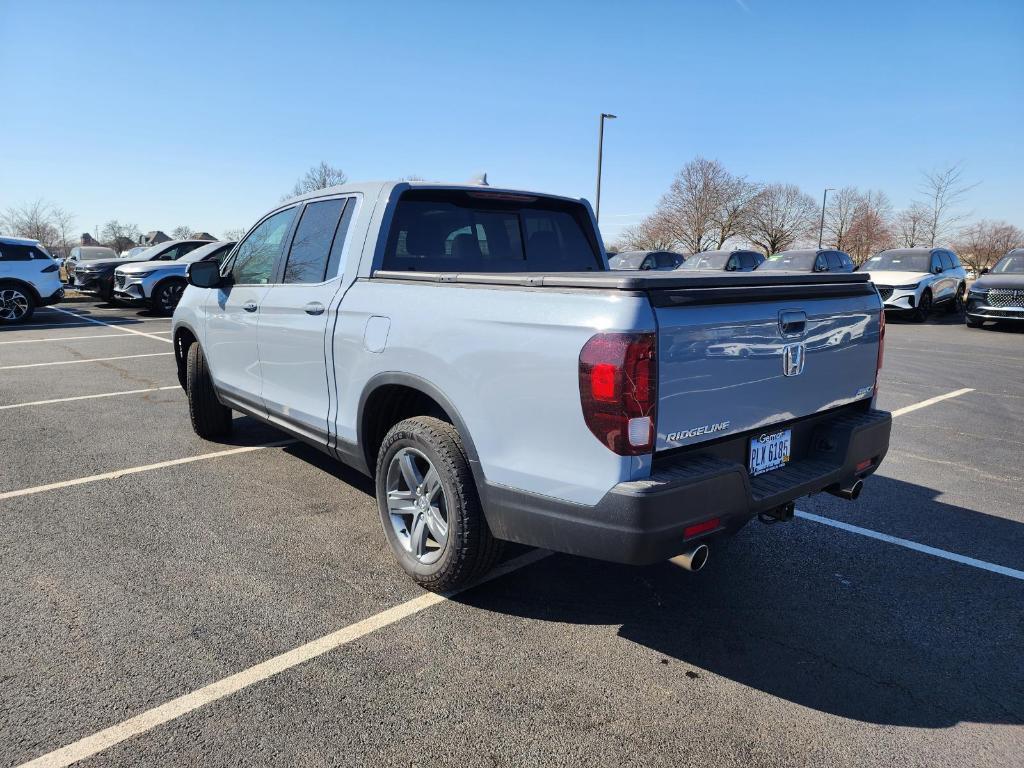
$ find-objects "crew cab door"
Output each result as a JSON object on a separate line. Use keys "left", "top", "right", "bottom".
{"left": 257, "top": 196, "right": 355, "bottom": 443}
{"left": 205, "top": 206, "right": 298, "bottom": 411}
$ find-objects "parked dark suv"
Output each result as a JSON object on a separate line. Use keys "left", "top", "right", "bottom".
{"left": 757, "top": 249, "right": 855, "bottom": 273}
{"left": 676, "top": 249, "right": 765, "bottom": 271}
{"left": 608, "top": 250, "right": 685, "bottom": 271}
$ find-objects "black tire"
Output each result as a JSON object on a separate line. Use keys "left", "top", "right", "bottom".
{"left": 0, "top": 282, "right": 36, "bottom": 324}
{"left": 153, "top": 279, "right": 186, "bottom": 316}
{"left": 186, "top": 343, "right": 232, "bottom": 439}
{"left": 947, "top": 283, "right": 965, "bottom": 314}
{"left": 911, "top": 289, "right": 932, "bottom": 323}
{"left": 965, "top": 315, "right": 983, "bottom": 328}
{"left": 375, "top": 416, "right": 502, "bottom": 592}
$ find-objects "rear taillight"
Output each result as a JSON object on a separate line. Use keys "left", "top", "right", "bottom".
{"left": 579, "top": 332, "right": 657, "bottom": 456}
{"left": 874, "top": 308, "right": 885, "bottom": 396}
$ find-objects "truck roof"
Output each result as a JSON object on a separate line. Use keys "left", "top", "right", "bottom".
{"left": 280, "top": 180, "right": 585, "bottom": 207}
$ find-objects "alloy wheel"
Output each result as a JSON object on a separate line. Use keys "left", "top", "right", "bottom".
{"left": 0, "top": 289, "right": 30, "bottom": 321}
{"left": 385, "top": 447, "right": 450, "bottom": 564}
{"left": 159, "top": 282, "right": 185, "bottom": 312}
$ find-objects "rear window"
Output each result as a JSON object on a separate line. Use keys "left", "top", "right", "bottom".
{"left": 382, "top": 190, "right": 602, "bottom": 272}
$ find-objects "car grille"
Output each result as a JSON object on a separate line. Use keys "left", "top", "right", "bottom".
{"left": 876, "top": 286, "right": 893, "bottom": 301}
{"left": 115, "top": 274, "right": 126, "bottom": 289}
{"left": 987, "top": 289, "right": 1024, "bottom": 308}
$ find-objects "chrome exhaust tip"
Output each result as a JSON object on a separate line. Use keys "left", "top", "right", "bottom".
{"left": 674, "top": 543, "right": 709, "bottom": 572}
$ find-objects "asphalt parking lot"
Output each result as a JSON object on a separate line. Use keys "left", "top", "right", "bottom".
{"left": 1, "top": 299, "right": 1022, "bottom": 768}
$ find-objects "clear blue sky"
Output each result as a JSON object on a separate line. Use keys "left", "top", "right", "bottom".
{"left": 2, "top": 0, "right": 1021, "bottom": 241}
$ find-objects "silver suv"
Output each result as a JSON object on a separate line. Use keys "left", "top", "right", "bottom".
{"left": 860, "top": 247, "right": 967, "bottom": 322}
{"left": 114, "top": 240, "right": 234, "bottom": 314}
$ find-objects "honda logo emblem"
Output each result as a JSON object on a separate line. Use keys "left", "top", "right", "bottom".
{"left": 783, "top": 343, "right": 805, "bottom": 376}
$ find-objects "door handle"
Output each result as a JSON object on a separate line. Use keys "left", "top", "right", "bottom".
{"left": 243, "top": 301, "right": 258, "bottom": 313}
{"left": 304, "top": 301, "right": 325, "bottom": 316}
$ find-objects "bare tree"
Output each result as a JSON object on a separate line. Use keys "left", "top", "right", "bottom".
{"left": 893, "top": 203, "right": 931, "bottom": 247}
{"left": 50, "top": 206, "right": 76, "bottom": 259}
{"left": 287, "top": 161, "right": 348, "bottom": 199}
{"left": 222, "top": 228, "right": 246, "bottom": 242}
{"left": 1, "top": 200, "right": 59, "bottom": 246}
{"left": 822, "top": 186, "right": 862, "bottom": 251}
{"left": 171, "top": 226, "right": 194, "bottom": 240}
{"left": 845, "top": 190, "right": 893, "bottom": 264}
{"left": 615, "top": 211, "right": 678, "bottom": 252}
{"left": 954, "top": 220, "right": 1024, "bottom": 275}
{"left": 100, "top": 220, "right": 141, "bottom": 253}
{"left": 918, "top": 163, "right": 977, "bottom": 247}
{"left": 654, "top": 158, "right": 756, "bottom": 254}
{"left": 712, "top": 176, "right": 760, "bottom": 249}
{"left": 745, "top": 184, "right": 818, "bottom": 255}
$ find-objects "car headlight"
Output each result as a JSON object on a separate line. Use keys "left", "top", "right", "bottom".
{"left": 968, "top": 287, "right": 987, "bottom": 296}
{"left": 129, "top": 271, "right": 155, "bottom": 278}
{"left": 894, "top": 283, "right": 920, "bottom": 290}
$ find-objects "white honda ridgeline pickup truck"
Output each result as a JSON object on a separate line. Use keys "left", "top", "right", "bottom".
{"left": 173, "top": 181, "right": 891, "bottom": 591}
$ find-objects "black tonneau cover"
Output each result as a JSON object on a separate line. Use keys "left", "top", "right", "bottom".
{"left": 371, "top": 269, "right": 875, "bottom": 304}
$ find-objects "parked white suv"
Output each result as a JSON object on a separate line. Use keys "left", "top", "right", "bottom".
{"left": 859, "top": 247, "right": 967, "bottom": 322}
{"left": 0, "top": 236, "right": 64, "bottom": 323}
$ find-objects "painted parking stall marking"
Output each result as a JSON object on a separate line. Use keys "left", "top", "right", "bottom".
{"left": 15, "top": 549, "right": 552, "bottom": 768}
{"left": 47, "top": 305, "right": 173, "bottom": 344}
{"left": 0, "top": 386, "right": 180, "bottom": 411}
{"left": 0, "top": 441, "right": 297, "bottom": 501}
{"left": 0, "top": 330, "right": 172, "bottom": 345}
{"left": 796, "top": 510, "right": 1024, "bottom": 581}
{"left": 0, "top": 352, "right": 172, "bottom": 370}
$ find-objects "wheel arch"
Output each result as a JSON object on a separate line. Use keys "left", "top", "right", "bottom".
{"left": 357, "top": 373, "right": 484, "bottom": 488}
{"left": 173, "top": 324, "right": 199, "bottom": 390}
{"left": 152, "top": 274, "right": 187, "bottom": 298}
{"left": 0, "top": 278, "right": 42, "bottom": 304}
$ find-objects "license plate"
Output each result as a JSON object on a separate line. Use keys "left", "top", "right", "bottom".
{"left": 749, "top": 429, "right": 791, "bottom": 476}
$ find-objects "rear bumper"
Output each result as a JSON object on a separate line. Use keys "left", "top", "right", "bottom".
{"left": 40, "top": 287, "right": 64, "bottom": 306}
{"left": 483, "top": 408, "right": 891, "bottom": 564}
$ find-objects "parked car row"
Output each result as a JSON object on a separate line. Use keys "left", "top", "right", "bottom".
{"left": 0, "top": 236, "right": 238, "bottom": 323}
{"left": 608, "top": 244, "right": 1021, "bottom": 326}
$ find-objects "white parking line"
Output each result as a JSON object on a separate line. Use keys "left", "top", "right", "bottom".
{"left": 0, "top": 331, "right": 172, "bottom": 345}
{"left": 796, "top": 511, "right": 1024, "bottom": 581}
{"left": 0, "top": 386, "right": 180, "bottom": 411}
{"left": 48, "top": 306, "right": 173, "bottom": 344}
{"left": 889, "top": 387, "right": 973, "bottom": 417}
{"left": 0, "top": 352, "right": 172, "bottom": 370}
{"left": 0, "top": 441, "right": 296, "bottom": 501}
{"left": 15, "top": 548, "right": 551, "bottom": 768}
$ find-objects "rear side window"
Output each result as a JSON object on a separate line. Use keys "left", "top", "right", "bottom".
{"left": 948, "top": 251, "right": 962, "bottom": 268}
{"left": 283, "top": 198, "right": 348, "bottom": 283}
{"left": 0, "top": 244, "right": 35, "bottom": 261}
{"left": 383, "top": 190, "right": 601, "bottom": 272}
{"left": 231, "top": 207, "right": 298, "bottom": 285}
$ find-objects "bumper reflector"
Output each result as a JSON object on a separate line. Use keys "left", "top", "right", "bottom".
{"left": 684, "top": 518, "right": 720, "bottom": 539}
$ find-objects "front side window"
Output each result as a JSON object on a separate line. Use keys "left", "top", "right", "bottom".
{"left": 655, "top": 252, "right": 679, "bottom": 268}
{"left": 283, "top": 198, "right": 348, "bottom": 283}
{"left": 940, "top": 252, "right": 955, "bottom": 271}
{"left": 231, "top": 207, "right": 298, "bottom": 284}
{"left": 383, "top": 190, "right": 601, "bottom": 273}
{"left": 0, "top": 244, "right": 34, "bottom": 261}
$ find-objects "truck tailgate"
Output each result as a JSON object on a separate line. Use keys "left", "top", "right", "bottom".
{"left": 651, "top": 278, "right": 882, "bottom": 452}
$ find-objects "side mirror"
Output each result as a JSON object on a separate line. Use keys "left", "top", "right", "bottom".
{"left": 980, "top": 267, "right": 989, "bottom": 275}
{"left": 188, "top": 260, "right": 224, "bottom": 289}
{"left": 640, "top": 262, "right": 653, "bottom": 271}
{"left": 933, "top": 265, "right": 943, "bottom": 274}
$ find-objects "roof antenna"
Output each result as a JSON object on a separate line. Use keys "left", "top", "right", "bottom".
{"left": 468, "top": 172, "right": 489, "bottom": 186}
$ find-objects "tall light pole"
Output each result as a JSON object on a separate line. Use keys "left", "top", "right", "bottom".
{"left": 817, "top": 187, "right": 835, "bottom": 248}
{"left": 595, "top": 112, "right": 617, "bottom": 223}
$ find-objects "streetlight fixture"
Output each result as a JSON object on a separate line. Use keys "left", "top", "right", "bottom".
{"left": 595, "top": 113, "right": 617, "bottom": 223}
{"left": 818, "top": 187, "right": 835, "bottom": 249}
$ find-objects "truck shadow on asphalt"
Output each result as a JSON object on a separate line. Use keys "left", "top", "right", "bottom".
{"left": 450, "top": 475, "right": 1024, "bottom": 729}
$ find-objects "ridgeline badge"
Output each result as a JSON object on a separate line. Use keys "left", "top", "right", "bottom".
{"left": 667, "top": 421, "right": 730, "bottom": 442}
